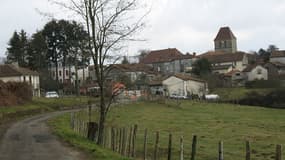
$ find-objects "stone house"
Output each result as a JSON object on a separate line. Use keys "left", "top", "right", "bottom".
{"left": 162, "top": 74, "right": 207, "bottom": 98}
{"left": 242, "top": 64, "right": 268, "bottom": 81}
{"left": 140, "top": 48, "right": 195, "bottom": 74}
{"left": 270, "top": 50, "right": 285, "bottom": 64}
{"left": 224, "top": 69, "right": 245, "bottom": 86}
{"left": 264, "top": 62, "right": 285, "bottom": 80}
{"left": 107, "top": 63, "right": 158, "bottom": 89}
{"left": 199, "top": 51, "right": 252, "bottom": 74}
{"left": 0, "top": 64, "right": 40, "bottom": 97}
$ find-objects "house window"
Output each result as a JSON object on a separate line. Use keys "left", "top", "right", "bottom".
{"left": 66, "top": 70, "right": 69, "bottom": 76}
{"left": 59, "top": 71, "right": 62, "bottom": 76}
{"left": 53, "top": 71, "right": 55, "bottom": 77}
{"left": 257, "top": 69, "right": 262, "bottom": 74}
{"left": 23, "top": 76, "right": 26, "bottom": 82}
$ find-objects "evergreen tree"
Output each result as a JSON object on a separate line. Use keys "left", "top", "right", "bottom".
{"left": 6, "top": 30, "right": 29, "bottom": 67}
{"left": 27, "top": 31, "right": 48, "bottom": 71}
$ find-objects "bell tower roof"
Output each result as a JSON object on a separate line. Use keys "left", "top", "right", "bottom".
{"left": 214, "top": 26, "right": 236, "bottom": 41}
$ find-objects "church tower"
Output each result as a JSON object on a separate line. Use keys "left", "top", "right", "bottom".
{"left": 214, "top": 27, "right": 237, "bottom": 53}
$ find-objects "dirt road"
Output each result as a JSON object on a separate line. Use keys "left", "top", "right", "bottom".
{"left": 0, "top": 110, "right": 88, "bottom": 160}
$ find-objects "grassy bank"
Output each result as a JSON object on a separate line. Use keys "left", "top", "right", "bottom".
{"left": 0, "top": 97, "right": 88, "bottom": 113}
{"left": 48, "top": 114, "right": 130, "bottom": 160}
{"left": 0, "top": 97, "right": 90, "bottom": 122}
{"left": 60, "top": 101, "right": 285, "bottom": 160}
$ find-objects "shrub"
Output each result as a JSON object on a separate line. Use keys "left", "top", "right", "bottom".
{"left": 0, "top": 81, "right": 32, "bottom": 107}
{"left": 245, "top": 80, "right": 282, "bottom": 88}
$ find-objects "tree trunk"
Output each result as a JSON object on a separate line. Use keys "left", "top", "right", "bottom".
{"left": 55, "top": 60, "right": 59, "bottom": 82}
{"left": 97, "top": 98, "right": 106, "bottom": 145}
{"left": 75, "top": 56, "right": 79, "bottom": 96}
{"left": 97, "top": 82, "right": 107, "bottom": 145}
{"left": 83, "top": 67, "right": 85, "bottom": 85}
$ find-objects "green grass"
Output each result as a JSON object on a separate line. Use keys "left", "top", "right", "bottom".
{"left": 48, "top": 114, "right": 130, "bottom": 160}
{"left": 84, "top": 101, "right": 284, "bottom": 160}
{"left": 211, "top": 88, "right": 274, "bottom": 101}
{"left": 0, "top": 97, "right": 89, "bottom": 114}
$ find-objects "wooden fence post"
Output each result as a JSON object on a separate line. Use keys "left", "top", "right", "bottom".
{"left": 119, "top": 128, "right": 122, "bottom": 153}
{"left": 132, "top": 124, "right": 138, "bottom": 157}
{"left": 127, "top": 127, "right": 133, "bottom": 157}
{"left": 246, "top": 141, "right": 250, "bottom": 160}
{"left": 144, "top": 129, "right": 148, "bottom": 160}
{"left": 219, "top": 141, "right": 224, "bottom": 160}
{"left": 111, "top": 127, "right": 115, "bottom": 151}
{"left": 70, "top": 112, "right": 75, "bottom": 129}
{"left": 116, "top": 128, "right": 120, "bottom": 152}
{"left": 154, "top": 131, "right": 160, "bottom": 160}
{"left": 276, "top": 144, "right": 282, "bottom": 160}
{"left": 180, "top": 136, "right": 184, "bottom": 160}
{"left": 168, "top": 133, "right": 172, "bottom": 160}
{"left": 87, "top": 122, "right": 98, "bottom": 141}
{"left": 88, "top": 101, "right": 92, "bottom": 122}
{"left": 121, "top": 128, "right": 126, "bottom": 155}
{"left": 191, "top": 135, "right": 197, "bottom": 160}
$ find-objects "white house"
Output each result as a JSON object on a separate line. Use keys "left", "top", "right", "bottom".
{"left": 0, "top": 64, "right": 40, "bottom": 97}
{"left": 243, "top": 64, "right": 268, "bottom": 81}
{"left": 162, "top": 74, "right": 207, "bottom": 98}
{"left": 50, "top": 61, "right": 89, "bottom": 85}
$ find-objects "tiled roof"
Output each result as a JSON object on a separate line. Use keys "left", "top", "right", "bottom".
{"left": 242, "top": 64, "right": 260, "bottom": 72}
{"left": 214, "top": 27, "right": 236, "bottom": 41}
{"left": 224, "top": 69, "right": 241, "bottom": 76}
{"left": 212, "top": 65, "right": 232, "bottom": 70}
{"left": 270, "top": 50, "right": 285, "bottom": 58}
{"left": 0, "top": 64, "right": 38, "bottom": 77}
{"left": 198, "top": 51, "right": 247, "bottom": 64}
{"left": 270, "top": 62, "right": 285, "bottom": 67}
{"left": 110, "top": 63, "right": 156, "bottom": 74}
{"left": 172, "top": 73, "right": 206, "bottom": 83}
{"left": 140, "top": 48, "right": 185, "bottom": 64}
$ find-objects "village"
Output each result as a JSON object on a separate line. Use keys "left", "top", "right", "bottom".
{"left": 1, "top": 26, "right": 284, "bottom": 102}
{"left": 1, "top": 1, "right": 285, "bottom": 160}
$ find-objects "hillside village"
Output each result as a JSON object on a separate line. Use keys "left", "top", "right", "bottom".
{"left": 1, "top": 26, "right": 285, "bottom": 100}
{"left": 2, "top": 1, "right": 285, "bottom": 160}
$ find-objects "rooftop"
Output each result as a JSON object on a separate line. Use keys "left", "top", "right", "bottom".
{"left": 0, "top": 64, "right": 38, "bottom": 77}
{"left": 140, "top": 48, "right": 188, "bottom": 64}
{"left": 198, "top": 51, "right": 248, "bottom": 63}
{"left": 270, "top": 50, "right": 285, "bottom": 58}
{"left": 214, "top": 26, "right": 236, "bottom": 41}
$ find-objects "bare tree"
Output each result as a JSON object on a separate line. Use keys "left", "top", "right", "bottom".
{"left": 50, "top": 0, "right": 148, "bottom": 145}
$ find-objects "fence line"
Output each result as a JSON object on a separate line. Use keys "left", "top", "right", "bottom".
{"left": 70, "top": 112, "right": 283, "bottom": 160}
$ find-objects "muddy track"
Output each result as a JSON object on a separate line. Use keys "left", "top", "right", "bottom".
{"left": 0, "top": 110, "right": 89, "bottom": 160}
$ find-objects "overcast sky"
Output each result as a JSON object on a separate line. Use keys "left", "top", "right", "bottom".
{"left": 1, "top": 0, "right": 285, "bottom": 58}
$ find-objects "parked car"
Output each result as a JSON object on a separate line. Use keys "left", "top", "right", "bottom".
{"left": 170, "top": 94, "right": 187, "bottom": 99}
{"left": 45, "top": 91, "right": 59, "bottom": 98}
{"left": 205, "top": 94, "right": 220, "bottom": 100}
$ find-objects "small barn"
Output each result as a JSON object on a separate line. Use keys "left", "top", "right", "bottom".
{"left": 162, "top": 74, "right": 207, "bottom": 98}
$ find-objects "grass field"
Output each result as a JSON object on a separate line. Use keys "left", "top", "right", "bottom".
{"left": 62, "top": 100, "right": 285, "bottom": 160}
